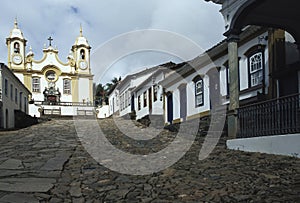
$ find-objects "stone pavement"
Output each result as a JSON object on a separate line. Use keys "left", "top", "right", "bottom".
{"left": 0, "top": 117, "right": 299, "bottom": 202}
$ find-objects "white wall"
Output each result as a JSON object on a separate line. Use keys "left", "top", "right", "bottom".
{"left": 96, "top": 105, "right": 109, "bottom": 119}
{"left": 78, "top": 78, "right": 90, "bottom": 103}
{"left": 1, "top": 65, "right": 30, "bottom": 128}
{"left": 108, "top": 89, "right": 119, "bottom": 116}
{"left": 227, "top": 134, "right": 300, "bottom": 158}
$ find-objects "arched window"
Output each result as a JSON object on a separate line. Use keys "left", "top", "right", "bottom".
{"left": 14, "top": 42, "right": 20, "bottom": 53}
{"left": 80, "top": 49, "right": 85, "bottom": 60}
{"left": 193, "top": 75, "right": 204, "bottom": 107}
{"left": 249, "top": 52, "right": 263, "bottom": 87}
{"left": 244, "top": 45, "right": 265, "bottom": 88}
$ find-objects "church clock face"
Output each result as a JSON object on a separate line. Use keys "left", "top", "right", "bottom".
{"left": 12, "top": 54, "right": 22, "bottom": 65}
{"left": 79, "top": 60, "right": 88, "bottom": 70}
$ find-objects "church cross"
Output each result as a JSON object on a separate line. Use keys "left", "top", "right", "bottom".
{"left": 48, "top": 36, "right": 53, "bottom": 46}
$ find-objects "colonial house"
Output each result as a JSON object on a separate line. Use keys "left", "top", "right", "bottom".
{"left": 116, "top": 67, "right": 159, "bottom": 117}
{"left": 160, "top": 26, "right": 272, "bottom": 124}
{"left": 107, "top": 62, "right": 177, "bottom": 119}
{"left": 0, "top": 63, "right": 32, "bottom": 129}
{"left": 108, "top": 85, "right": 120, "bottom": 117}
{"left": 204, "top": 0, "right": 300, "bottom": 157}
{"left": 6, "top": 19, "right": 94, "bottom": 117}
{"left": 132, "top": 66, "right": 172, "bottom": 120}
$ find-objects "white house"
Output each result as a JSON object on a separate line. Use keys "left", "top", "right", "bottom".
{"left": 205, "top": 0, "right": 300, "bottom": 157}
{"left": 0, "top": 63, "right": 31, "bottom": 129}
{"left": 113, "top": 66, "right": 159, "bottom": 118}
{"left": 133, "top": 67, "right": 173, "bottom": 120}
{"left": 108, "top": 84, "right": 120, "bottom": 116}
{"left": 5, "top": 19, "right": 94, "bottom": 117}
{"left": 160, "top": 26, "right": 271, "bottom": 124}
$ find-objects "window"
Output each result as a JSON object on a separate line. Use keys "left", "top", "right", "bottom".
{"left": 249, "top": 52, "right": 263, "bottom": 87}
{"left": 80, "top": 49, "right": 85, "bottom": 60}
{"left": 143, "top": 91, "right": 147, "bottom": 107}
{"left": 4, "top": 79, "right": 8, "bottom": 96}
{"left": 24, "top": 97, "right": 27, "bottom": 112}
{"left": 193, "top": 76, "right": 204, "bottom": 107}
{"left": 128, "top": 91, "right": 131, "bottom": 107}
{"left": 14, "top": 42, "right": 20, "bottom": 53}
{"left": 15, "top": 88, "right": 18, "bottom": 103}
{"left": 138, "top": 95, "right": 141, "bottom": 110}
{"left": 153, "top": 85, "right": 158, "bottom": 102}
{"left": 32, "top": 77, "right": 40, "bottom": 92}
{"left": 226, "top": 66, "right": 230, "bottom": 96}
{"left": 63, "top": 79, "right": 71, "bottom": 94}
{"left": 10, "top": 84, "right": 13, "bottom": 100}
{"left": 19, "top": 92, "right": 22, "bottom": 109}
{"left": 46, "top": 70, "right": 56, "bottom": 81}
{"left": 125, "top": 91, "right": 128, "bottom": 107}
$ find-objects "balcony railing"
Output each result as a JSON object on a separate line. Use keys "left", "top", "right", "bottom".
{"left": 238, "top": 93, "right": 300, "bottom": 138}
{"left": 32, "top": 100, "right": 95, "bottom": 107}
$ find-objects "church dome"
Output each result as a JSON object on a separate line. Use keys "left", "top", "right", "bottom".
{"left": 74, "top": 25, "right": 90, "bottom": 47}
{"left": 9, "top": 19, "right": 25, "bottom": 39}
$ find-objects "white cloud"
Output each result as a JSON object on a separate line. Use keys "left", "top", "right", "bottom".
{"left": 0, "top": 0, "right": 225, "bottom": 84}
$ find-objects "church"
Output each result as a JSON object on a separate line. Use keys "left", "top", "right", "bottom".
{"left": 6, "top": 19, "right": 94, "bottom": 117}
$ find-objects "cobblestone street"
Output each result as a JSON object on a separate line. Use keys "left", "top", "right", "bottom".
{"left": 0, "top": 118, "right": 299, "bottom": 202}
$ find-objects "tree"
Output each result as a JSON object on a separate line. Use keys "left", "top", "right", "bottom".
{"left": 94, "top": 77, "right": 121, "bottom": 106}
{"left": 95, "top": 83, "right": 107, "bottom": 106}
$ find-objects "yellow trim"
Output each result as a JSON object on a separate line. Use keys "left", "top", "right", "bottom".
{"left": 173, "top": 118, "right": 181, "bottom": 124}
{"left": 89, "top": 79, "right": 93, "bottom": 102}
{"left": 23, "top": 73, "right": 32, "bottom": 91}
{"left": 55, "top": 54, "right": 70, "bottom": 66}
{"left": 186, "top": 110, "right": 210, "bottom": 121}
{"left": 71, "top": 77, "right": 79, "bottom": 102}
{"left": 7, "top": 41, "right": 11, "bottom": 67}
{"left": 32, "top": 54, "right": 47, "bottom": 64}
{"left": 41, "top": 65, "right": 62, "bottom": 76}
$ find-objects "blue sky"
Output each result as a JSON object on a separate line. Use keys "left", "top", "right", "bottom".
{"left": 0, "top": 0, "right": 225, "bottom": 84}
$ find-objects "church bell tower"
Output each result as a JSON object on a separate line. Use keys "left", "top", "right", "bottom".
{"left": 71, "top": 25, "right": 91, "bottom": 74}
{"left": 6, "top": 18, "right": 27, "bottom": 70}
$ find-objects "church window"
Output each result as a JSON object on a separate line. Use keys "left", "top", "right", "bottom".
{"left": 249, "top": 52, "right": 264, "bottom": 87}
{"left": 32, "top": 77, "right": 40, "bottom": 92}
{"left": 46, "top": 70, "right": 56, "bottom": 81}
{"left": 63, "top": 79, "right": 71, "bottom": 94}
{"left": 193, "top": 76, "right": 204, "bottom": 107}
{"left": 14, "top": 42, "right": 20, "bottom": 53}
{"left": 80, "top": 49, "right": 85, "bottom": 60}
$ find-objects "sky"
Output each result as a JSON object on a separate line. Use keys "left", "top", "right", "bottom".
{"left": 0, "top": 0, "right": 225, "bottom": 85}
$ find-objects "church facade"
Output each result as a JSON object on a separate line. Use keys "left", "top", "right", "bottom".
{"left": 6, "top": 20, "right": 94, "bottom": 116}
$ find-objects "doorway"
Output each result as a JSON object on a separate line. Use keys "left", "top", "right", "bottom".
{"left": 166, "top": 92, "right": 173, "bottom": 124}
